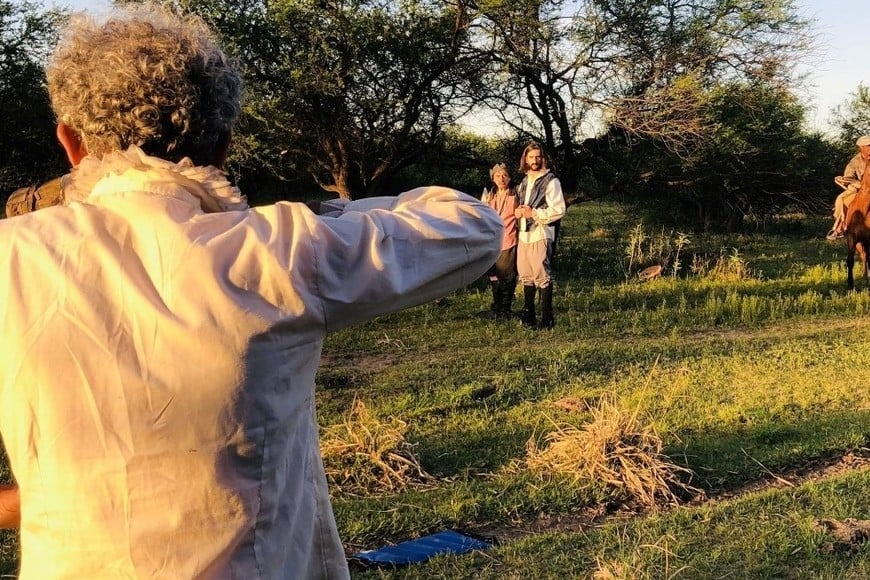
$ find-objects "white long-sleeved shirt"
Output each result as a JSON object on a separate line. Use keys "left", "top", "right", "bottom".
{"left": 0, "top": 152, "right": 501, "bottom": 579}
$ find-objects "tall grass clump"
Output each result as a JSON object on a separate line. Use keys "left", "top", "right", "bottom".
{"left": 691, "top": 247, "right": 756, "bottom": 281}
{"left": 621, "top": 224, "right": 756, "bottom": 284}
{"left": 622, "top": 223, "right": 691, "bottom": 279}
{"left": 521, "top": 396, "right": 700, "bottom": 507}
{"left": 321, "top": 398, "right": 434, "bottom": 496}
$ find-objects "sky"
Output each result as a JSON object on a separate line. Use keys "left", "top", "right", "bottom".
{"left": 797, "top": 0, "right": 869, "bottom": 134}
{"left": 50, "top": 0, "right": 868, "bottom": 135}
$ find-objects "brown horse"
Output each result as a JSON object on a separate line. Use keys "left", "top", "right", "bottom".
{"left": 844, "top": 168, "right": 870, "bottom": 289}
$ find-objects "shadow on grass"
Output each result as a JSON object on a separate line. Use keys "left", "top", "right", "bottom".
{"left": 336, "top": 408, "right": 870, "bottom": 552}
{"left": 673, "top": 408, "right": 870, "bottom": 492}
{"left": 415, "top": 421, "right": 531, "bottom": 476}
{"left": 409, "top": 381, "right": 870, "bottom": 497}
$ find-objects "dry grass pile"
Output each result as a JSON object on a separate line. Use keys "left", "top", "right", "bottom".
{"left": 525, "top": 396, "right": 699, "bottom": 506}
{"left": 320, "top": 398, "right": 434, "bottom": 495}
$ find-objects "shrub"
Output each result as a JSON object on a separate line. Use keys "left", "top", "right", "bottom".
{"left": 523, "top": 396, "right": 699, "bottom": 506}
{"left": 320, "top": 398, "right": 434, "bottom": 496}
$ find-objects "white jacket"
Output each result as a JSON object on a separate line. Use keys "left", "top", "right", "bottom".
{"left": 0, "top": 148, "right": 501, "bottom": 578}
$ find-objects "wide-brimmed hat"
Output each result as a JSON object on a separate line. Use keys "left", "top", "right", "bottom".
{"left": 857, "top": 135, "right": 870, "bottom": 147}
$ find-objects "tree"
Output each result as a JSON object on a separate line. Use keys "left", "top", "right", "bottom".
{"left": 609, "top": 80, "right": 838, "bottom": 229}
{"left": 392, "top": 126, "right": 514, "bottom": 194}
{"left": 831, "top": 84, "right": 870, "bottom": 155}
{"left": 0, "top": 0, "right": 68, "bottom": 201}
{"left": 178, "top": 0, "right": 483, "bottom": 200}
{"left": 469, "top": 0, "right": 586, "bottom": 182}
{"left": 471, "top": 0, "right": 812, "bottom": 194}
{"left": 164, "top": 0, "right": 823, "bottom": 224}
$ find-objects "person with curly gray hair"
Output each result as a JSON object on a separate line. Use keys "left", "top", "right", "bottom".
{"left": 480, "top": 163, "right": 518, "bottom": 318}
{"left": 47, "top": 5, "right": 242, "bottom": 168}
{"left": 7, "top": 2, "right": 241, "bottom": 218}
{"left": 0, "top": 3, "right": 502, "bottom": 578}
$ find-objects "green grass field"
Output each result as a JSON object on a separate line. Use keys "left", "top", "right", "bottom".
{"left": 2, "top": 201, "right": 869, "bottom": 578}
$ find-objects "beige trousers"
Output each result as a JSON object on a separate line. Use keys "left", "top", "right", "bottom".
{"left": 518, "top": 239, "right": 553, "bottom": 287}
{"left": 834, "top": 188, "right": 857, "bottom": 226}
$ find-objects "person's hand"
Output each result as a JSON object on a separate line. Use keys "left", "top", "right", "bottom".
{"left": 0, "top": 484, "right": 20, "bottom": 529}
{"left": 515, "top": 205, "right": 534, "bottom": 219}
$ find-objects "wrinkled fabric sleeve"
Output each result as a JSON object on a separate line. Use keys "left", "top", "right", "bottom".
{"left": 305, "top": 186, "right": 501, "bottom": 332}
{"left": 842, "top": 155, "right": 864, "bottom": 193}
{"left": 532, "top": 179, "right": 566, "bottom": 225}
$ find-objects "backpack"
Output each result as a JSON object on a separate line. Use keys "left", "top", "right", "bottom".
{"left": 4, "top": 176, "right": 66, "bottom": 217}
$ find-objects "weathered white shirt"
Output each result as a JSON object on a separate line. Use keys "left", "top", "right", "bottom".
{"left": 0, "top": 148, "right": 501, "bottom": 578}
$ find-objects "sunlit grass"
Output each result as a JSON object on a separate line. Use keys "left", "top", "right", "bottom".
{"left": 326, "top": 204, "right": 870, "bottom": 577}
{"left": 361, "top": 469, "right": 870, "bottom": 579}
{"left": 517, "top": 395, "right": 700, "bottom": 506}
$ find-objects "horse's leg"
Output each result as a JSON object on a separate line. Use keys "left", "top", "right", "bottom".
{"left": 862, "top": 240, "right": 870, "bottom": 280}
{"left": 864, "top": 244, "right": 870, "bottom": 282}
{"left": 847, "top": 239, "right": 856, "bottom": 290}
{"left": 858, "top": 242, "right": 868, "bottom": 279}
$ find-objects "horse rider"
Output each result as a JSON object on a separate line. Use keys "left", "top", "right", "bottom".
{"left": 827, "top": 135, "right": 870, "bottom": 241}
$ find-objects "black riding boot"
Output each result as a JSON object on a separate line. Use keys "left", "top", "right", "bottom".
{"left": 520, "top": 285, "right": 537, "bottom": 327}
{"left": 539, "top": 284, "right": 554, "bottom": 329}
{"left": 497, "top": 280, "right": 516, "bottom": 319}
{"left": 488, "top": 279, "right": 501, "bottom": 315}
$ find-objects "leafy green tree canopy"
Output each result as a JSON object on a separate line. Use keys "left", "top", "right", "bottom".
{"left": 831, "top": 84, "right": 870, "bottom": 155}
{"left": 471, "top": 0, "right": 812, "bottom": 188}
{"left": 178, "top": 0, "right": 482, "bottom": 200}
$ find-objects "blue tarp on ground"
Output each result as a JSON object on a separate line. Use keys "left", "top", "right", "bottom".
{"left": 351, "top": 530, "right": 493, "bottom": 565}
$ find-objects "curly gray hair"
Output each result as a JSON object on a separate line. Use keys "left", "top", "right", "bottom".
{"left": 489, "top": 163, "right": 509, "bottom": 181}
{"left": 46, "top": 3, "right": 243, "bottom": 165}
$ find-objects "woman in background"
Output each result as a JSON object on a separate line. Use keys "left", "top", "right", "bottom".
{"left": 481, "top": 163, "right": 518, "bottom": 318}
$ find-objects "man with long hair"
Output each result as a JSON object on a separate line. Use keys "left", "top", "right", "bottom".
{"left": 0, "top": 4, "right": 501, "bottom": 577}
{"left": 514, "top": 143, "right": 566, "bottom": 329}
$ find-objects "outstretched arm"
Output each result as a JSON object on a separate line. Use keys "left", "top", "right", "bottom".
{"left": 306, "top": 186, "right": 503, "bottom": 331}
{"left": 0, "top": 484, "right": 20, "bottom": 529}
